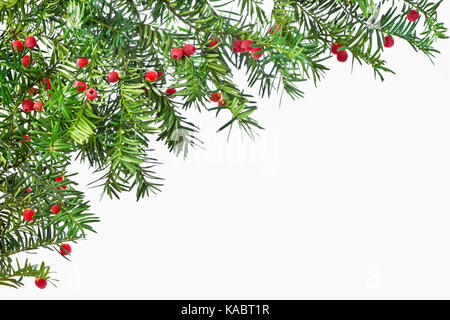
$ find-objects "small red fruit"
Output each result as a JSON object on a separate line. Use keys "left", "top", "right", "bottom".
{"left": 12, "top": 40, "right": 23, "bottom": 53}
{"left": 22, "top": 99, "right": 34, "bottom": 112}
{"left": 34, "top": 101, "right": 43, "bottom": 112}
{"left": 55, "top": 176, "right": 63, "bottom": 182}
{"left": 145, "top": 70, "right": 158, "bottom": 82}
{"left": 407, "top": 9, "right": 420, "bottom": 22}
{"left": 73, "top": 80, "right": 86, "bottom": 92}
{"left": 241, "top": 40, "right": 253, "bottom": 52}
{"left": 107, "top": 71, "right": 120, "bottom": 83}
{"left": 86, "top": 88, "right": 98, "bottom": 100}
{"left": 210, "top": 92, "right": 222, "bottom": 102}
{"left": 171, "top": 48, "right": 184, "bottom": 60}
{"left": 21, "top": 55, "right": 31, "bottom": 67}
{"left": 60, "top": 243, "right": 72, "bottom": 256}
{"left": 210, "top": 37, "right": 220, "bottom": 47}
{"left": 269, "top": 24, "right": 281, "bottom": 35}
{"left": 384, "top": 35, "right": 395, "bottom": 48}
{"left": 337, "top": 50, "right": 348, "bottom": 62}
{"left": 23, "top": 209, "right": 35, "bottom": 221}
{"left": 35, "top": 277, "right": 47, "bottom": 289}
{"left": 165, "top": 88, "right": 177, "bottom": 98}
{"left": 28, "top": 88, "right": 38, "bottom": 96}
{"left": 251, "top": 47, "right": 263, "bottom": 60}
{"left": 42, "top": 78, "right": 52, "bottom": 90}
{"left": 26, "top": 187, "right": 32, "bottom": 192}
{"left": 25, "top": 36, "right": 37, "bottom": 49}
{"left": 20, "top": 135, "right": 31, "bottom": 143}
{"left": 182, "top": 44, "right": 196, "bottom": 56}
{"left": 77, "top": 58, "right": 89, "bottom": 68}
{"left": 51, "top": 204, "right": 61, "bottom": 214}
{"left": 157, "top": 71, "right": 164, "bottom": 81}
{"left": 332, "top": 42, "right": 343, "bottom": 55}
{"left": 233, "top": 39, "right": 243, "bottom": 53}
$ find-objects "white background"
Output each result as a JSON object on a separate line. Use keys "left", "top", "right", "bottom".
{"left": 2, "top": 1, "right": 450, "bottom": 299}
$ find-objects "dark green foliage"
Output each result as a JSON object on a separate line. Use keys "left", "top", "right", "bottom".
{"left": 0, "top": 0, "right": 446, "bottom": 288}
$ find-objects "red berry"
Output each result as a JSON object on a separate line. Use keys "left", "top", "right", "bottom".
{"left": 60, "top": 243, "right": 72, "bottom": 256}
{"left": 55, "top": 176, "right": 63, "bottom": 182}
{"left": 77, "top": 58, "right": 89, "bottom": 68}
{"left": 241, "top": 40, "right": 253, "bottom": 52}
{"left": 165, "top": 88, "right": 177, "bottom": 98}
{"left": 210, "top": 92, "right": 222, "bottom": 102}
{"left": 210, "top": 37, "right": 220, "bottom": 47}
{"left": 157, "top": 71, "right": 164, "bottom": 81}
{"left": 107, "top": 71, "right": 120, "bottom": 83}
{"left": 233, "top": 39, "right": 243, "bottom": 53}
{"left": 182, "top": 44, "right": 196, "bottom": 56}
{"left": 35, "top": 277, "right": 47, "bottom": 289}
{"left": 73, "top": 81, "right": 86, "bottom": 92}
{"left": 384, "top": 35, "right": 395, "bottom": 48}
{"left": 25, "top": 36, "right": 37, "bottom": 49}
{"left": 51, "top": 204, "right": 61, "bottom": 214}
{"left": 20, "top": 135, "right": 31, "bottom": 143}
{"left": 251, "top": 47, "right": 263, "bottom": 60}
{"left": 331, "top": 42, "right": 343, "bottom": 55}
{"left": 337, "top": 50, "right": 348, "bottom": 62}
{"left": 21, "top": 55, "right": 31, "bottom": 67}
{"left": 42, "top": 78, "right": 52, "bottom": 90}
{"left": 28, "top": 87, "right": 38, "bottom": 96}
{"left": 171, "top": 48, "right": 184, "bottom": 60}
{"left": 34, "top": 101, "right": 43, "bottom": 112}
{"left": 23, "top": 209, "right": 35, "bottom": 221}
{"left": 22, "top": 99, "right": 34, "bottom": 112}
{"left": 269, "top": 24, "right": 281, "bottom": 35}
{"left": 26, "top": 187, "right": 32, "bottom": 192}
{"left": 407, "top": 10, "right": 420, "bottom": 22}
{"left": 12, "top": 40, "right": 23, "bottom": 53}
{"left": 145, "top": 70, "right": 158, "bottom": 82}
{"left": 86, "top": 88, "right": 98, "bottom": 100}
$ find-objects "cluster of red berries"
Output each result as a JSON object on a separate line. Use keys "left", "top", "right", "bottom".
{"left": 12, "top": 36, "right": 37, "bottom": 68}
{"left": 232, "top": 39, "right": 263, "bottom": 60}
{"left": 171, "top": 44, "right": 196, "bottom": 60}
{"left": 72, "top": 58, "right": 99, "bottom": 100}
{"left": 210, "top": 92, "right": 224, "bottom": 106}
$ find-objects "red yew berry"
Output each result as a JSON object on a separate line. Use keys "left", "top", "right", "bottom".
{"left": 407, "top": 9, "right": 420, "bottom": 22}
{"left": 233, "top": 39, "right": 243, "bottom": 53}
{"left": 20, "top": 135, "right": 31, "bottom": 143}
{"left": 182, "top": 44, "right": 196, "bottom": 56}
{"left": 60, "top": 243, "right": 72, "bottom": 256}
{"left": 25, "top": 36, "right": 37, "bottom": 49}
{"left": 51, "top": 204, "right": 61, "bottom": 215}
{"left": 332, "top": 42, "right": 342, "bottom": 55}
{"left": 251, "top": 47, "right": 263, "bottom": 60}
{"left": 210, "top": 37, "right": 220, "bottom": 47}
{"left": 86, "top": 88, "right": 98, "bottom": 100}
{"left": 384, "top": 35, "right": 395, "bottom": 48}
{"left": 145, "top": 70, "right": 158, "bottom": 82}
{"left": 73, "top": 80, "right": 86, "bottom": 92}
{"left": 42, "top": 78, "right": 52, "bottom": 90}
{"left": 12, "top": 40, "right": 23, "bottom": 53}
{"left": 26, "top": 187, "right": 32, "bottom": 192}
{"left": 210, "top": 92, "right": 222, "bottom": 102}
{"left": 23, "top": 208, "right": 35, "bottom": 221}
{"left": 157, "top": 71, "right": 164, "bottom": 81}
{"left": 241, "top": 40, "right": 253, "bottom": 52}
{"left": 165, "top": 88, "right": 177, "bottom": 98}
{"left": 35, "top": 277, "right": 47, "bottom": 289}
{"left": 34, "top": 101, "right": 43, "bottom": 112}
{"left": 337, "top": 50, "right": 348, "bottom": 62}
{"left": 171, "top": 48, "right": 184, "bottom": 60}
{"left": 107, "top": 71, "right": 120, "bottom": 83}
{"left": 28, "top": 87, "right": 38, "bottom": 96}
{"left": 55, "top": 176, "right": 63, "bottom": 182}
{"left": 269, "top": 24, "right": 281, "bottom": 35}
{"left": 21, "top": 55, "right": 31, "bottom": 67}
{"left": 77, "top": 58, "right": 89, "bottom": 68}
{"left": 22, "top": 99, "right": 34, "bottom": 112}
